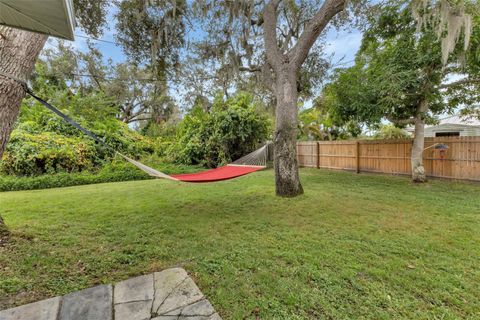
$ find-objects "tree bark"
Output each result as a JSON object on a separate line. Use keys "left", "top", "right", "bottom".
{"left": 263, "top": 0, "right": 345, "bottom": 197}
{"left": 411, "top": 100, "right": 428, "bottom": 182}
{"left": 0, "top": 214, "right": 8, "bottom": 237}
{"left": 0, "top": 26, "right": 47, "bottom": 236}
{"left": 274, "top": 66, "right": 304, "bottom": 197}
{"left": 0, "top": 27, "right": 47, "bottom": 158}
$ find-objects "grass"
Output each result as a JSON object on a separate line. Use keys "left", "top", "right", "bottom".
{"left": 0, "top": 169, "right": 479, "bottom": 319}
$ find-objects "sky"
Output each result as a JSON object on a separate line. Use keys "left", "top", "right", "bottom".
{"left": 325, "top": 29, "right": 363, "bottom": 66}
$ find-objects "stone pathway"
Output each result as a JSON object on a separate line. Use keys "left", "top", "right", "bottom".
{"left": 0, "top": 268, "right": 221, "bottom": 320}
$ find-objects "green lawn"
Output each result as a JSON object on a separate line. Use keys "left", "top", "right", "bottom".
{"left": 0, "top": 169, "right": 479, "bottom": 319}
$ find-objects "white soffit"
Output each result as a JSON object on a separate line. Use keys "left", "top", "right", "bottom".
{"left": 0, "top": 0, "right": 75, "bottom": 40}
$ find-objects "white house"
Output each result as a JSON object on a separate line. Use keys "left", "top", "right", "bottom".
{"left": 407, "top": 114, "right": 480, "bottom": 137}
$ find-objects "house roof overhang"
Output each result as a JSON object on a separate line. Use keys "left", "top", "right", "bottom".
{"left": 0, "top": 0, "right": 75, "bottom": 40}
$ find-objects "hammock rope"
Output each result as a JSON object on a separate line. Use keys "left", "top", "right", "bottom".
{"left": 0, "top": 71, "right": 266, "bottom": 183}
{"left": 231, "top": 144, "right": 268, "bottom": 167}
{"left": 117, "top": 153, "right": 179, "bottom": 181}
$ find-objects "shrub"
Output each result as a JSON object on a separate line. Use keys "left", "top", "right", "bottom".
{"left": 0, "top": 130, "right": 99, "bottom": 176}
{"left": 170, "top": 93, "right": 271, "bottom": 167}
{"left": 0, "top": 168, "right": 149, "bottom": 192}
{"left": 2, "top": 102, "right": 156, "bottom": 176}
{"left": 373, "top": 125, "right": 410, "bottom": 139}
{"left": 0, "top": 158, "right": 201, "bottom": 192}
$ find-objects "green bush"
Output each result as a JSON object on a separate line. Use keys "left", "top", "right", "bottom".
{"left": 2, "top": 101, "right": 156, "bottom": 176}
{"left": 373, "top": 124, "right": 410, "bottom": 139}
{"left": 0, "top": 168, "right": 149, "bottom": 192}
{"left": 0, "top": 158, "right": 200, "bottom": 192}
{"left": 20, "top": 102, "right": 156, "bottom": 156}
{"left": 170, "top": 93, "right": 271, "bottom": 167}
{"left": 0, "top": 130, "right": 99, "bottom": 176}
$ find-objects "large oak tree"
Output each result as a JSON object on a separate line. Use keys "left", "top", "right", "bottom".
{"left": 191, "top": 0, "right": 363, "bottom": 196}
{"left": 114, "top": 0, "right": 355, "bottom": 196}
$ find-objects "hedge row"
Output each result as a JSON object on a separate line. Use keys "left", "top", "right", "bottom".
{"left": 0, "top": 168, "right": 151, "bottom": 192}
{"left": 0, "top": 160, "right": 201, "bottom": 192}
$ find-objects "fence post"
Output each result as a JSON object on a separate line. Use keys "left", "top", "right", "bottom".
{"left": 317, "top": 141, "right": 320, "bottom": 169}
{"left": 356, "top": 141, "right": 360, "bottom": 173}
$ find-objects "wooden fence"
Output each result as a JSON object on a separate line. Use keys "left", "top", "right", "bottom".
{"left": 296, "top": 137, "right": 480, "bottom": 181}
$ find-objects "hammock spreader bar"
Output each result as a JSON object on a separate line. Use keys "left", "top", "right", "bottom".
{"left": 0, "top": 70, "right": 267, "bottom": 182}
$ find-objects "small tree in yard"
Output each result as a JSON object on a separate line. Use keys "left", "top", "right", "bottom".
{"left": 323, "top": 1, "right": 479, "bottom": 182}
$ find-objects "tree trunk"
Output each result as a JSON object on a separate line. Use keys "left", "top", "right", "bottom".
{"left": 0, "top": 214, "right": 8, "bottom": 237}
{"left": 411, "top": 100, "right": 428, "bottom": 183}
{"left": 0, "top": 26, "right": 47, "bottom": 235}
{"left": 263, "top": 0, "right": 344, "bottom": 197}
{"left": 0, "top": 27, "right": 47, "bottom": 158}
{"left": 273, "top": 66, "right": 303, "bottom": 197}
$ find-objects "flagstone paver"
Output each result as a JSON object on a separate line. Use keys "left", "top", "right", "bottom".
{"left": 115, "top": 300, "right": 153, "bottom": 320}
{"left": 0, "top": 268, "right": 221, "bottom": 320}
{"left": 0, "top": 297, "right": 61, "bottom": 320}
{"left": 59, "top": 284, "right": 113, "bottom": 320}
{"left": 114, "top": 274, "right": 154, "bottom": 320}
{"left": 151, "top": 267, "right": 189, "bottom": 312}
{"left": 153, "top": 268, "right": 205, "bottom": 315}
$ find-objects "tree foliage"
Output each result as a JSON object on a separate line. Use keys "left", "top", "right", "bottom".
{"left": 298, "top": 105, "right": 361, "bottom": 141}
{"left": 412, "top": 0, "right": 475, "bottom": 64}
{"left": 115, "top": 0, "right": 186, "bottom": 118}
{"left": 186, "top": 1, "right": 349, "bottom": 105}
{"left": 35, "top": 42, "right": 180, "bottom": 127}
{"left": 170, "top": 93, "right": 271, "bottom": 167}
{"left": 373, "top": 124, "right": 410, "bottom": 139}
{"left": 105, "top": 63, "right": 178, "bottom": 125}
{"left": 73, "top": 0, "right": 110, "bottom": 37}
{"left": 324, "top": 2, "right": 480, "bottom": 127}
{"left": 115, "top": 0, "right": 186, "bottom": 69}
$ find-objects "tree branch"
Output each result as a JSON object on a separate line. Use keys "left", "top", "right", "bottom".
{"left": 250, "top": 17, "right": 264, "bottom": 26}
{"left": 91, "top": 75, "right": 103, "bottom": 90}
{"left": 290, "top": 0, "right": 345, "bottom": 68}
{"left": 126, "top": 116, "right": 152, "bottom": 124}
{"left": 238, "top": 65, "right": 262, "bottom": 73}
{"left": 386, "top": 116, "right": 415, "bottom": 126}
{"left": 263, "top": 0, "right": 283, "bottom": 70}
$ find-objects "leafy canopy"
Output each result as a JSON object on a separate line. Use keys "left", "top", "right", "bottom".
{"left": 322, "top": 2, "right": 480, "bottom": 127}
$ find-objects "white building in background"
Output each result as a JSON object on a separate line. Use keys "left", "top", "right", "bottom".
{"left": 406, "top": 114, "right": 480, "bottom": 137}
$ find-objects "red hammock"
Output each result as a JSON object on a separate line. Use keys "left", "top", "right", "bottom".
{"left": 171, "top": 165, "right": 265, "bottom": 183}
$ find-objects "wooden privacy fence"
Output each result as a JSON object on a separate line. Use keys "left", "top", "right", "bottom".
{"left": 296, "top": 137, "right": 480, "bottom": 181}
